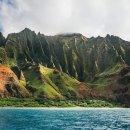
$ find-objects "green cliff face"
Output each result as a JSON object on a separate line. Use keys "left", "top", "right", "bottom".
{"left": 0, "top": 28, "right": 130, "bottom": 106}
{"left": 0, "top": 32, "right": 5, "bottom": 47}
{"left": 5, "top": 28, "right": 130, "bottom": 82}
{"left": 22, "top": 64, "right": 81, "bottom": 99}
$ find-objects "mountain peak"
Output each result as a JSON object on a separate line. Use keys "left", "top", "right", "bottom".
{"left": 106, "top": 34, "right": 111, "bottom": 38}
{"left": 22, "top": 28, "right": 32, "bottom": 32}
{"left": 106, "top": 34, "right": 120, "bottom": 39}
{"left": 0, "top": 32, "right": 4, "bottom": 38}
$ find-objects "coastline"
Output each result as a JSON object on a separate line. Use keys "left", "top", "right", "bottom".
{"left": 0, "top": 106, "right": 127, "bottom": 110}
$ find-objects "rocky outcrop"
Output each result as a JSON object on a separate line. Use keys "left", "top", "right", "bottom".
{"left": 0, "top": 66, "right": 29, "bottom": 97}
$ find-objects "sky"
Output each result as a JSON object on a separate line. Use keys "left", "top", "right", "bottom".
{"left": 0, "top": 0, "right": 130, "bottom": 40}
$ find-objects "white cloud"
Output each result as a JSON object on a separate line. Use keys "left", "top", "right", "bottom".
{"left": 0, "top": 0, "right": 130, "bottom": 40}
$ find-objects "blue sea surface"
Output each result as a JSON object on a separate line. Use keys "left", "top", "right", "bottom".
{"left": 0, "top": 108, "right": 130, "bottom": 130}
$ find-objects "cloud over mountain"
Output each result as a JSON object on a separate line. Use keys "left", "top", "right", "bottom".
{"left": 0, "top": 0, "right": 130, "bottom": 40}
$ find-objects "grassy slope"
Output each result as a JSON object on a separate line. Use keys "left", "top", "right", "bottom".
{"left": 23, "top": 64, "right": 80, "bottom": 100}
{"left": 87, "top": 64, "right": 124, "bottom": 88}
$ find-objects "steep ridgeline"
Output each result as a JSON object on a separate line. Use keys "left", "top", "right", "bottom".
{"left": 1, "top": 28, "right": 130, "bottom": 106}
{"left": 0, "top": 32, "right": 5, "bottom": 47}
{"left": 4, "top": 28, "right": 130, "bottom": 81}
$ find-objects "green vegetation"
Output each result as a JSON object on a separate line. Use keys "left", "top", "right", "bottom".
{"left": 23, "top": 65, "right": 63, "bottom": 99}
{"left": 88, "top": 64, "right": 124, "bottom": 88}
{"left": 22, "top": 64, "right": 80, "bottom": 99}
{"left": 0, "top": 47, "right": 7, "bottom": 65}
{"left": 96, "top": 64, "right": 123, "bottom": 77}
{"left": 0, "top": 28, "right": 130, "bottom": 107}
{"left": 5, "top": 28, "right": 130, "bottom": 82}
{"left": 0, "top": 98, "right": 122, "bottom": 107}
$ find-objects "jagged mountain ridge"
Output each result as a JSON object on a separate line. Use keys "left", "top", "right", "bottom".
{"left": 3, "top": 28, "right": 130, "bottom": 81}
{"left": 0, "top": 28, "right": 130, "bottom": 106}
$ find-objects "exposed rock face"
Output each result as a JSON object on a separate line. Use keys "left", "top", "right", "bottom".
{"left": 0, "top": 66, "right": 29, "bottom": 97}
{"left": 11, "top": 66, "right": 26, "bottom": 84}
{"left": 78, "top": 83, "right": 91, "bottom": 98}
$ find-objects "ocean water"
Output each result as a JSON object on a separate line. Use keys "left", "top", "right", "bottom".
{"left": 0, "top": 108, "right": 130, "bottom": 130}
